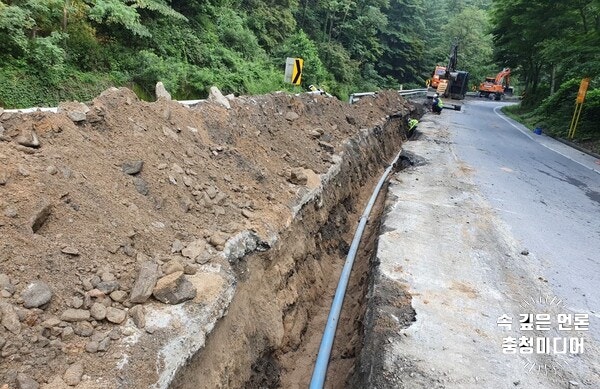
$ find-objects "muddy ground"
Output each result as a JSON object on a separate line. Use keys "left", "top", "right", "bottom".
{"left": 0, "top": 88, "right": 418, "bottom": 388}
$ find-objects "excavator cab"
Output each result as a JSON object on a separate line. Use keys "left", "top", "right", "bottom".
{"left": 430, "top": 66, "right": 447, "bottom": 88}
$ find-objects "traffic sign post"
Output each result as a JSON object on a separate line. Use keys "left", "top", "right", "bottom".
{"left": 568, "top": 78, "right": 590, "bottom": 140}
{"left": 284, "top": 57, "right": 303, "bottom": 86}
{"left": 576, "top": 78, "right": 590, "bottom": 104}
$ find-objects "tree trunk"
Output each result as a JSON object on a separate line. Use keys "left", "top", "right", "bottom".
{"left": 532, "top": 62, "right": 542, "bottom": 93}
{"left": 579, "top": 8, "right": 588, "bottom": 34}
{"left": 63, "top": 0, "right": 70, "bottom": 32}
{"left": 300, "top": 0, "right": 309, "bottom": 29}
{"left": 550, "top": 64, "right": 556, "bottom": 95}
{"left": 62, "top": 0, "right": 69, "bottom": 32}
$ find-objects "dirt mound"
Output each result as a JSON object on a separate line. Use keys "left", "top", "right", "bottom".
{"left": 0, "top": 87, "right": 414, "bottom": 388}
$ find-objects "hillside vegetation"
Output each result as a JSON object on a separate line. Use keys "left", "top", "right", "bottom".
{"left": 492, "top": 0, "right": 600, "bottom": 149}
{"left": 0, "top": 0, "right": 496, "bottom": 106}
{"left": 0, "top": 0, "right": 598, "bottom": 147}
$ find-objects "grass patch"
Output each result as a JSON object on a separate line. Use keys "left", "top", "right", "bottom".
{"left": 502, "top": 103, "right": 600, "bottom": 155}
{"left": 501, "top": 104, "right": 536, "bottom": 130}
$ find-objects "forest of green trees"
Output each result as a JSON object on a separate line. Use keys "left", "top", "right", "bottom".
{"left": 0, "top": 0, "right": 598, "bottom": 144}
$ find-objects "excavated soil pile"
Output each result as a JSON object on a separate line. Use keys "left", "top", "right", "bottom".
{"left": 0, "top": 88, "right": 415, "bottom": 389}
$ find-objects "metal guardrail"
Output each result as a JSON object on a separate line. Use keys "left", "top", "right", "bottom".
{"left": 349, "top": 88, "right": 428, "bottom": 104}
{"left": 399, "top": 88, "right": 429, "bottom": 97}
{"left": 1, "top": 100, "right": 206, "bottom": 114}
{"left": 3, "top": 89, "right": 429, "bottom": 114}
{"left": 178, "top": 99, "right": 206, "bottom": 106}
{"left": 3, "top": 107, "right": 57, "bottom": 114}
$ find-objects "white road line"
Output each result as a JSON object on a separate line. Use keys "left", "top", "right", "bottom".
{"left": 493, "top": 106, "right": 534, "bottom": 141}
{"left": 493, "top": 106, "right": 600, "bottom": 175}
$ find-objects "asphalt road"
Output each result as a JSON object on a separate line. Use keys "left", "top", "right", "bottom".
{"left": 360, "top": 101, "right": 600, "bottom": 388}
{"left": 451, "top": 99, "right": 600, "bottom": 341}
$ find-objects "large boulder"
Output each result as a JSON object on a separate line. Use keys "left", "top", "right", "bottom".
{"left": 21, "top": 281, "right": 53, "bottom": 308}
{"left": 152, "top": 272, "right": 196, "bottom": 304}
{"left": 155, "top": 81, "right": 172, "bottom": 101}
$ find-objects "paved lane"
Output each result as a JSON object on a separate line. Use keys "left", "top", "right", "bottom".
{"left": 359, "top": 101, "right": 600, "bottom": 388}
{"left": 451, "top": 99, "right": 600, "bottom": 340}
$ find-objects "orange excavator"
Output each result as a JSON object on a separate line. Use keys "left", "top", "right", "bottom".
{"left": 478, "top": 67, "right": 512, "bottom": 100}
{"left": 430, "top": 65, "right": 447, "bottom": 89}
{"left": 428, "top": 42, "right": 469, "bottom": 100}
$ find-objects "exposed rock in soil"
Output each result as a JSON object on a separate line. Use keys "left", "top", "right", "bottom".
{"left": 152, "top": 272, "right": 197, "bottom": 304}
{"left": 16, "top": 373, "right": 39, "bottom": 389}
{"left": 129, "top": 261, "right": 159, "bottom": 303}
{"left": 155, "top": 82, "right": 172, "bottom": 101}
{"left": 63, "top": 362, "right": 84, "bottom": 386}
{"left": 21, "top": 281, "right": 53, "bottom": 308}
{"left": 0, "top": 87, "right": 416, "bottom": 388}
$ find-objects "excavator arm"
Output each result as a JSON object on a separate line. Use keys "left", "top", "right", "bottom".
{"left": 445, "top": 43, "right": 458, "bottom": 78}
{"left": 495, "top": 68, "right": 511, "bottom": 87}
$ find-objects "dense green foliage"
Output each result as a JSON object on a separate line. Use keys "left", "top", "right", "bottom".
{"left": 0, "top": 0, "right": 498, "bottom": 107}
{"left": 492, "top": 0, "right": 599, "bottom": 145}
{"left": 504, "top": 79, "right": 600, "bottom": 152}
{"left": 1, "top": 0, "right": 597, "bottom": 148}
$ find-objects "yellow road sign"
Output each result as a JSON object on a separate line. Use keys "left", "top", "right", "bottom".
{"left": 576, "top": 78, "right": 590, "bottom": 103}
{"left": 284, "top": 57, "right": 303, "bottom": 85}
{"left": 292, "top": 58, "right": 303, "bottom": 85}
{"left": 569, "top": 78, "right": 591, "bottom": 139}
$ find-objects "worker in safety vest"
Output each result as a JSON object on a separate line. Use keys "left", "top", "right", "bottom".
{"left": 308, "top": 84, "right": 332, "bottom": 97}
{"left": 408, "top": 118, "right": 419, "bottom": 131}
{"left": 432, "top": 93, "right": 443, "bottom": 114}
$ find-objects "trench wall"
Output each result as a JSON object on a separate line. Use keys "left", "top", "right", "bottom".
{"left": 169, "top": 113, "right": 413, "bottom": 388}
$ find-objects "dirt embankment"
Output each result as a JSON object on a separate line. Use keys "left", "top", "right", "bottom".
{"left": 0, "top": 88, "right": 418, "bottom": 388}
{"left": 171, "top": 116, "right": 410, "bottom": 389}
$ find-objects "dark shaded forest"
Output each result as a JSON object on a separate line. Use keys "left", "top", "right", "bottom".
{"left": 0, "top": 0, "right": 598, "bottom": 144}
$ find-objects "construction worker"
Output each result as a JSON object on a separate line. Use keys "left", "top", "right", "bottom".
{"left": 308, "top": 84, "right": 332, "bottom": 97}
{"left": 432, "top": 93, "right": 443, "bottom": 114}
{"left": 408, "top": 118, "right": 419, "bottom": 131}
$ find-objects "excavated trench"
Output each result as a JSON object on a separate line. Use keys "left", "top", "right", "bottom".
{"left": 169, "top": 114, "right": 418, "bottom": 389}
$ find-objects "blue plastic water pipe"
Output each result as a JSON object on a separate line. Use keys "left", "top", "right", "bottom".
{"left": 309, "top": 149, "right": 403, "bottom": 389}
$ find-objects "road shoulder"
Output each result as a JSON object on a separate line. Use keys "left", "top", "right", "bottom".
{"left": 355, "top": 115, "right": 600, "bottom": 388}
